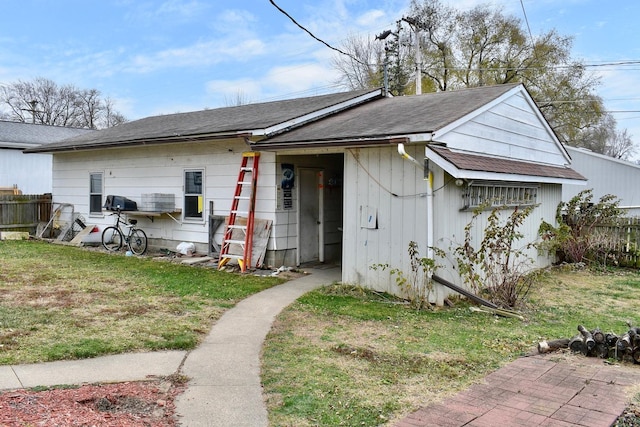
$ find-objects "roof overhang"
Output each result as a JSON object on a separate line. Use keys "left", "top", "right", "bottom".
{"left": 427, "top": 145, "right": 587, "bottom": 185}
{"left": 252, "top": 136, "right": 409, "bottom": 151}
{"left": 25, "top": 132, "right": 255, "bottom": 153}
{"left": 2, "top": 141, "right": 37, "bottom": 150}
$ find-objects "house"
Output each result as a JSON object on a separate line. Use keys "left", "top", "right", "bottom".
{"left": 0, "top": 121, "right": 93, "bottom": 194}
{"left": 562, "top": 146, "right": 640, "bottom": 216}
{"left": 27, "top": 84, "right": 585, "bottom": 302}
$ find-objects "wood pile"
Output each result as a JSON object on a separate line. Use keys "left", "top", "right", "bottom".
{"left": 538, "top": 323, "right": 640, "bottom": 363}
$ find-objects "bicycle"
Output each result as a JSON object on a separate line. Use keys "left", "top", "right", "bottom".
{"left": 101, "top": 209, "right": 148, "bottom": 255}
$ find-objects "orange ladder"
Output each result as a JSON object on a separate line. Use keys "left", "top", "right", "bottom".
{"left": 218, "top": 152, "right": 260, "bottom": 272}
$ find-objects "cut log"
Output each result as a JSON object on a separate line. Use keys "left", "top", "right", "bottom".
{"left": 618, "top": 333, "right": 632, "bottom": 352}
{"left": 569, "top": 335, "right": 584, "bottom": 353}
{"left": 578, "top": 325, "right": 596, "bottom": 353}
{"left": 538, "top": 338, "right": 570, "bottom": 354}
{"left": 633, "top": 347, "right": 640, "bottom": 364}
{"left": 594, "top": 342, "right": 609, "bottom": 359}
{"left": 591, "top": 328, "right": 605, "bottom": 344}
{"left": 605, "top": 333, "right": 619, "bottom": 347}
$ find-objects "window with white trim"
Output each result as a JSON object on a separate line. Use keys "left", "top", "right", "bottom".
{"left": 184, "top": 169, "right": 203, "bottom": 219}
{"left": 89, "top": 172, "right": 103, "bottom": 214}
{"left": 462, "top": 181, "right": 538, "bottom": 210}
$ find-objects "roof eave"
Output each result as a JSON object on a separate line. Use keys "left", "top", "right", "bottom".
{"left": 252, "top": 136, "right": 409, "bottom": 151}
{"left": 426, "top": 146, "right": 587, "bottom": 185}
{"left": 24, "top": 132, "right": 254, "bottom": 153}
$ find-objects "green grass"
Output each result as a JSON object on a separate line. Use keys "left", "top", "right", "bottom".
{"left": 262, "top": 268, "right": 640, "bottom": 426}
{"left": 0, "top": 240, "right": 283, "bottom": 364}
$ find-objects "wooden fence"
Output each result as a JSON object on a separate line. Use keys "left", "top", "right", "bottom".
{"left": 0, "top": 194, "right": 52, "bottom": 234}
{"left": 592, "top": 217, "right": 640, "bottom": 267}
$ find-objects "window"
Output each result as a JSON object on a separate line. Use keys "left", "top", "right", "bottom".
{"left": 184, "top": 170, "right": 203, "bottom": 219}
{"left": 462, "top": 181, "right": 538, "bottom": 210}
{"left": 89, "top": 172, "right": 103, "bottom": 214}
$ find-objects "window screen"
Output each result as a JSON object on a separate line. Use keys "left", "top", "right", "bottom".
{"left": 89, "top": 173, "right": 103, "bottom": 214}
{"left": 184, "top": 170, "right": 203, "bottom": 219}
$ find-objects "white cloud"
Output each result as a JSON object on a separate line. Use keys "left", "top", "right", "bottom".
{"left": 156, "top": 0, "right": 208, "bottom": 18}
{"left": 126, "top": 38, "right": 266, "bottom": 73}
{"left": 204, "top": 61, "right": 342, "bottom": 107}
{"left": 206, "top": 78, "right": 263, "bottom": 101}
{"left": 356, "top": 9, "right": 386, "bottom": 27}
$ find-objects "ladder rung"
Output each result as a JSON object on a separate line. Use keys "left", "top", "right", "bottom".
{"left": 224, "top": 239, "right": 246, "bottom": 245}
{"left": 220, "top": 254, "right": 245, "bottom": 260}
{"left": 240, "top": 167, "right": 253, "bottom": 172}
{"left": 227, "top": 224, "right": 247, "bottom": 230}
{"left": 235, "top": 196, "right": 250, "bottom": 200}
{"left": 238, "top": 181, "right": 252, "bottom": 185}
{"left": 231, "top": 210, "right": 248, "bottom": 215}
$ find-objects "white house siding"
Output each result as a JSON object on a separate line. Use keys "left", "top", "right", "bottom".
{"left": 432, "top": 169, "right": 559, "bottom": 297}
{"left": 563, "top": 147, "right": 640, "bottom": 216}
{"left": 1, "top": 149, "right": 52, "bottom": 194}
{"left": 439, "top": 92, "right": 568, "bottom": 166}
{"left": 51, "top": 139, "right": 278, "bottom": 252}
{"left": 342, "top": 144, "right": 429, "bottom": 295}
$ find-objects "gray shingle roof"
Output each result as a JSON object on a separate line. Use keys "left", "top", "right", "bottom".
{"left": 0, "top": 121, "right": 94, "bottom": 149}
{"left": 26, "top": 89, "right": 382, "bottom": 153}
{"left": 429, "top": 145, "right": 586, "bottom": 181}
{"left": 259, "top": 84, "right": 520, "bottom": 146}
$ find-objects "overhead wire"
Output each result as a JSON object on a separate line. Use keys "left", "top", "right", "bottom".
{"left": 263, "top": 1, "right": 639, "bottom": 114}
{"left": 268, "top": 0, "right": 368, "bottom": 66}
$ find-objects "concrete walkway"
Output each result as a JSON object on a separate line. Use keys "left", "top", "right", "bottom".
{"left": 174, "top": 267, "right": 340, "bottom": 426}
{"left": 0, "top": 267, "right": 340, "bottom": 426}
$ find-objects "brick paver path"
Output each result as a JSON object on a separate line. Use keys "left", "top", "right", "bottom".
{"left": 396, "top": 354, "right": 640, "bottom": 427}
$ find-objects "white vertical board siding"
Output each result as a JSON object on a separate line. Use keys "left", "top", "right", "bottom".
{"left": 0, "top": 149, "right": 52, "bottom": 194}
{"left": 432, "top": 171, "right": 560, "bottom": 294}
{"left": 52, "top": 140, "right": 277, "bottom": 247}
{"left": 438, "top": 92, "right": 567, "bottom": 166}
{"left": 343, "top": 145, "right": 428, "bottom": 294}
{"left": 563, "top": 147, "right": 640, "bottom": 213}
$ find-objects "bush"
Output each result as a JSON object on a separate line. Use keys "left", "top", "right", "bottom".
{"left": 450, "top": 204, "right": 536, "bottom": 309}
{"left": 371, "top": 241, "right": 438, "bottom": 310}
{"left": 539, "top": 189, "right": 622, "bottom": 265}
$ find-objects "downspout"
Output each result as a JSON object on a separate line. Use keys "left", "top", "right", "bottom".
{"left": 397, "top": 143, "right": 433, "bottom": 260}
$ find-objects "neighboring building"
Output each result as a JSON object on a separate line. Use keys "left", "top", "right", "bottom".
{"left": 0, "top": 121, "right": 93, "bottom": 194}
{"left": 27, "top": 84, "right": 585, "bottom": 301}
{"left": 563, "top": 146, "right": 640, "bottom": 216}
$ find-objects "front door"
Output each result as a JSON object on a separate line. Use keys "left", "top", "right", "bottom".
{"left": 298, "top": 168, "right": 323, "bottom": 265}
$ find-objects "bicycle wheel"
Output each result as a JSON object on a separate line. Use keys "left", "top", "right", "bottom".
{"left": 128, "top": 228, "right": 148, "bottom": 255}
{"left": 102, "top": 226, "right": 124, "bottom": 251}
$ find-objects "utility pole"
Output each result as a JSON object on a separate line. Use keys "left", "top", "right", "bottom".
{"left": 21, "top": 100, "right": 42, "bottom": 124}
{"left": 402, "top": 17, "right": 422, "bottom": 95}
{"left": 375, "top": 30, "right": 393, "bottom": 97}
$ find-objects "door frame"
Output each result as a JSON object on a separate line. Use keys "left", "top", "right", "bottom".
{"left": 296, "top": 167, "right": 324, "bottom": 265}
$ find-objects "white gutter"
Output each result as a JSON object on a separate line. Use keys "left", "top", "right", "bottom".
{"left": 398, "top": 143, "right": 434, "bottom": 261}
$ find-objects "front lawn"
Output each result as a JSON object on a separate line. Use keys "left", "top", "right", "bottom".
{"left": 0, "top": 240, "right": 282, "bottom": 364}
{"left": 262, "top": 267, "right": 640, "bottom": 426}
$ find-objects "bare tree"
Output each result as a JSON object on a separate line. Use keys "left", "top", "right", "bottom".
{"left": 332, "top": 34, "right": 385, "bottom": 91}
{"left": 332, "top": 0, "right": 634, "bottom": 159}
{"left": 579, "top": 113, "right": 636, "bottom": 160}
{"left": 0, "top": 77, "right": 127, "bottom": 129}
{"left": 223, "top": 90, "right": 252, "bottom": 107}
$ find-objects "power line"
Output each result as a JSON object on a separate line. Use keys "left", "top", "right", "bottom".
{"left": 268, "top": 0, "right": 368, "bottom": 66}
{"left": 519, "top": 0, "right": 535, "bottom": 46}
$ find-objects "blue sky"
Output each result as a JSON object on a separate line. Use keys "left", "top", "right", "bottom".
{"left": 1, "top": 0, "right": 639, "bottom": 152}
